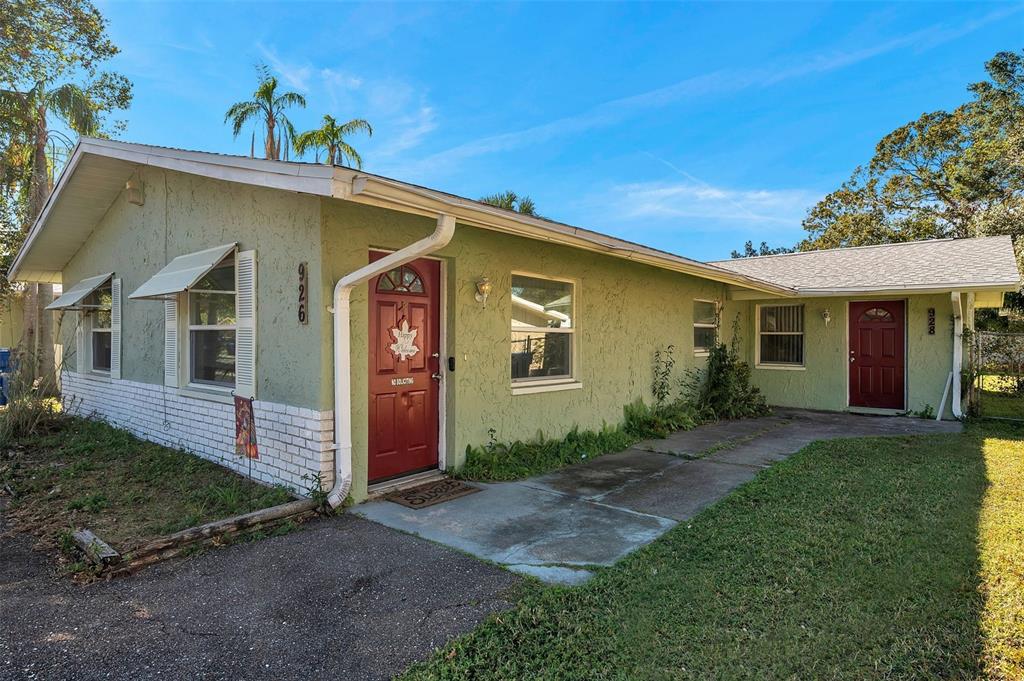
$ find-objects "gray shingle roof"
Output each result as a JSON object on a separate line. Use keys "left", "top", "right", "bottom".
{"left": 708, "top": 236, "right": 1021, "bottom": 293}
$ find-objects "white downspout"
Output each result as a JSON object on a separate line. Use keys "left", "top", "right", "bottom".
{"left": 950, "top": 291, "right": 964, "bottom": 420}
{"left": 326, "top": 213, "right": 456, "bottom": 508}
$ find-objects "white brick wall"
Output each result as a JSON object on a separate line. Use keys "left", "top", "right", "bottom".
{"left": 61, "top": 372, "right": 335, "bottom": 495}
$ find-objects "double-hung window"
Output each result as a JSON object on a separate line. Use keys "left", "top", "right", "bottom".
{"left": 188, "top": 255, "right": 236, "bottom": 387}
{"left": 757, "top": 304, "right": 804, "bottom": 366}
{"left": 511, "top": 274, "right": 574, "bottom": 383}
{"left": 693, "top": 300, "right": 718, "bottom": 354}
{"left": 86, "top": 281, "right": 113, "bottom": 372}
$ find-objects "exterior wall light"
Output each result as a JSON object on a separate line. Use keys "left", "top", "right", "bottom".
{"left": 822, "top": 308, "right": 832, "bottom": 326}
{"left": 475, "top": 277, "right": 492, "bottom": 306}
{"left": 125, "top": 178, "right": 144, "bottom": 206}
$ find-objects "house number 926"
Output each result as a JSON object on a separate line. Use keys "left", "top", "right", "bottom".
{"left": 298, "top": 262, "right": 308, "bottom": 325}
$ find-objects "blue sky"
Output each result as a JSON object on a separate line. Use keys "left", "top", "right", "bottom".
{"left": 96, "top": 1, "right": 1021, "bottom": 261}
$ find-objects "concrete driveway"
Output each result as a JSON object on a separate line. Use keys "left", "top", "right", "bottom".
{"left": 0, "top": 513, "right": 520, "bottom": 681}
{"left": 356, "top": 409, "right": 961, "bottom": 584}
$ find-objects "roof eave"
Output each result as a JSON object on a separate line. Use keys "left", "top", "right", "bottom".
{"left": 338, "top": 172, "right": 796, "bottom": 297}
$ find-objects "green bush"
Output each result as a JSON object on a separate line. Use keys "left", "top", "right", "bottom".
{"left": 697, "top": 338, "right": 770, "bottom": 420}
{"left": 623, "top": 398, "right": 708, "bottom": 439}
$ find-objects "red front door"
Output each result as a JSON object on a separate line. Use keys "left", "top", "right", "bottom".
{"left": 849, "top": 300, "right": 906, "bottom": 410}
{"left": 368, "top": 253, "right": 441, "bottom": 482}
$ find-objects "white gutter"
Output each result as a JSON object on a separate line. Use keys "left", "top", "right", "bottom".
{"left": 325, "top": 213, "right": 456, "bottom": 508}
{"left": 950, "top": 291, "right": 964, "bottom": 420}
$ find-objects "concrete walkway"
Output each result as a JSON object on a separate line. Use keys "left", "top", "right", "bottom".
{"left": 356, "top": 409, "right": 961, "bottom": 585}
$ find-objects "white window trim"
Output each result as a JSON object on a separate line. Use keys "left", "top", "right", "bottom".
{"left": 693, "top": 298, "right": 719, "bottom": 356}
{"left": 510, "top": 270, "right": 579, "bottom": 389}
{"left": 185, "top": 255, "right": 237, "bottom": 393}
{"left": 755, "top": 303, "right": 806, "bottom": 369}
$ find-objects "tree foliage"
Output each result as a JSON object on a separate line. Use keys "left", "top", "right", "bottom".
{"left": 479, "top": 190, "right": 540, "bottom": 217}
{"left": 224, "top": 65, "right": 306, "bottom": 161}
{"left": 293, "top": 114, "right": 372, "bottom": 168}
{"left": 800, "top": 50, "right": 1024, "bottom": 252}
{"left": 0, "top": 0, "right": 131, "bottom": 383}
{"left": 730, "top": 240, "right": 795, "bottom": 259}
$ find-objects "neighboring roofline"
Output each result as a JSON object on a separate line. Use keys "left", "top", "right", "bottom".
{"left": 728, "top": 281, "right": 1019, "bottom": 301}
{"left": 10, "top": 137, "right": 795, "bottom": 296}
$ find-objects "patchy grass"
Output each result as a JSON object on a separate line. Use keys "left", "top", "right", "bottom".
{"left": 458, "top": 424, "right": 638, "bottom": 482}
{"left": 404, "top": 422, "right": 1024, "bottom": 680}
{"left": 0, "top": 417, "right": 293, "bottom": 555}
{"left": 978, "top": 374, "right": 1023, "bottom": 421}
{"left": 459, "top": 400, "right": 715, "bottom": 482}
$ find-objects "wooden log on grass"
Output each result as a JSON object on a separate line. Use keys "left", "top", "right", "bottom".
{"left": 72, "top": 529, "right": 120, "bottom": 565}
{"left": 125, "top": 498, "right": 319, "bottom": 561}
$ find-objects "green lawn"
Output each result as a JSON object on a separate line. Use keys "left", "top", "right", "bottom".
{"left": 403, "top": 422, "right": 1024, "bottom": 680}
{"left": 977, "top": 375, "right": 1023, "bottom": 420}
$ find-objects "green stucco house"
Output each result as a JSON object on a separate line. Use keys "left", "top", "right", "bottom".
{"left": 10, "top": 138, "right": 1021, "bottom": 504}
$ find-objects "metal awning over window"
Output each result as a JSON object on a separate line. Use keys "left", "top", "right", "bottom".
{"left": 45, "top": 272, "right": 112, "bottom": 310}
{"left": 129, "top": 243, "right": 236, "bottom": 300}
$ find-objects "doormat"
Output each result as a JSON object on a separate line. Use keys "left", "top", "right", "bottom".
{"left": 385, "top": 479, "right": 480, "bottom": 509}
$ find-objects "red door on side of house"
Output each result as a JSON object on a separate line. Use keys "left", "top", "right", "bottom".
{"left": 368, "top": 252, "right": 441, "bottom": 482}
{"left": 848, "top": 300, "right": 906, "bottom": 410}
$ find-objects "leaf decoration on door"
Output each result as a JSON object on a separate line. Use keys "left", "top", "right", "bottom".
{"left": 389, "top": 318, "right": 420, "bottom": 361}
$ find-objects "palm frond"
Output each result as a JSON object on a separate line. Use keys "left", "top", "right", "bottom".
{"left": 338, "top": 118, "right": 373, "bottom": 138}
{"left": 335, "top": 142, "right": 363, "bottom": 169}
{"left": 46, "top": 83, "right": 98, "bottom": 136}
{"left": 224, "top": 101, "right": 260, "bottom": 137}
{"left": 274, "top": 91, "right": 307, "bottom": 110}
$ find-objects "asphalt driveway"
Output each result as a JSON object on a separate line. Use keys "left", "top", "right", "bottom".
{"left": 0, "top": 513, "right": 520, "bottom": 681}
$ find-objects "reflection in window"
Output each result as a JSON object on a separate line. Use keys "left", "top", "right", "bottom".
{"left": 758, "top": 304, "right": 804, "bottom": 365}
{"left": 859, "top": 307, "right": 894, "bottom": 322}
{"left": 86, "top": 281, "right": 113, "bottom": 372}
{"left": 511, "top": 274, "right": 573, "bottom": 381}
{"left": 693, "top": 300, "right": 718, "bottom": 352}
{"left": 189, "top": 256, "right": 236, "bottom": 387}
{"left": 377, "top": 265, "right": 425, "bottom": 294}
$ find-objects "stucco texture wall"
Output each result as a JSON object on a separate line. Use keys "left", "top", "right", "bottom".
{"left": 741, "top": 294, "right": 959, "bottom": 419}
{"left": 59, "top": 168, "right": 325, "bottom": 409}
{"left": 321, "top": 200, "right": 731, "bottom": 499}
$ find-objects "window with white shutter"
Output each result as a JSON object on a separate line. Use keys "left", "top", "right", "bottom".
{"left": 234, "top": 250, "right": 257, "bottom": 399}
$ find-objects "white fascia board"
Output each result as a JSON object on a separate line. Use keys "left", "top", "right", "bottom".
{"left": 8, "top": 141, "right": 87, "bottom": 281}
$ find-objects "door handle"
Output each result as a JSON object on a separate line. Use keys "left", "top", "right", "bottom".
{"left": 431, "top": 372, "right": 443, "bottom": 381}
{"left": 850, "top": 356, "right": 855, "bottom": 363}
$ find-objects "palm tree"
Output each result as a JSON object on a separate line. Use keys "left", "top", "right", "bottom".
{"left": 480, "top": 190, "right": 540, "bottom": 217}
{"left": 0, "top": 80, "right": 100, "bottom": 385}
{"left": 293, "top": 114, "right": 372, "bottom": 168}
{"left": 224, "top": 65, "right": 306, "bottom": 161}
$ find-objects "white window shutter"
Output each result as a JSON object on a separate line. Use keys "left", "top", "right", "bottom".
{"left": 110, "top": 278, "right": 122, "bottom": 379}
{"left": 75, "top": 317, "right": 85, "bottom": 374}
{"left": 164, "top": 298, "right": 178, "bottom": 387}
{"left": 235, "top": 250, "right": 257, "bottom": 399}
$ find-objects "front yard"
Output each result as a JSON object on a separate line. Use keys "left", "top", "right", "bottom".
{"left": 0, "top": 416, "right": 294, "bottom": 569}
{"left": 404, "top": 422, "right": 1024, "bottom": 680}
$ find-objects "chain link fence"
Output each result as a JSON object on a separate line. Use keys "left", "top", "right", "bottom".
{"left": 970, "top": 331, "right": 1024, "bottom": 421}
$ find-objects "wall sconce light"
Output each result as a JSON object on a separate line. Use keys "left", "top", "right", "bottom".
{"left": 125, "top": 177, "right": 144, "bottom": 206}
{"left": 822, "top": 308, "right": 832, "bottom": 326}
{"left": 474, "top": 277, "right": 492, "bottom": 306}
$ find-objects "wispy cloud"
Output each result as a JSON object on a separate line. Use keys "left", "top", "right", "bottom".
{"left": 402, "top": 6, "right": 1018, "bottom": 175}
{"left": 611, "top": 180, "right": 819, "bottom": 227}
{"left": 252, "top": 43, "right": 437, "bottom": 163}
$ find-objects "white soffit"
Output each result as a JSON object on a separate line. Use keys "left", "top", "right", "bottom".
{"left": 45, "top": 272, "right": 112, "bottom": 310}
{"left": 129, "top": 243, "right": 236, "bottom": 300}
